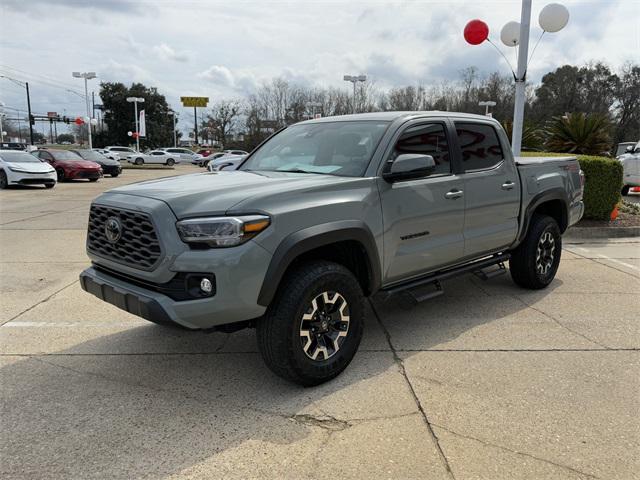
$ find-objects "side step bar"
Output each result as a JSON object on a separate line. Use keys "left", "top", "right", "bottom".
{"left": 380, "top": 253, "right": 510, "bottom": 302}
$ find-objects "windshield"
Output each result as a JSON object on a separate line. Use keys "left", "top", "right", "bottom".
{"left": 240, "top": 121, "right": 389, "bottom": 177}
{"left": 74, "top": 150, "right": 105, "bottom": 161}
{"left": 51, "top": 150, "right": 84, "bottom": 161}
{"left": 0, "top": 151, "right": 41, "bottom": 163}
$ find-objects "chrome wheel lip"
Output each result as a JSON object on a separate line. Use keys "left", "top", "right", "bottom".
{"left": 300, "top": 291, "right": 350, "bottom": 361}
{"left": 535, "top": 231, "right": 556, "bottom": 275}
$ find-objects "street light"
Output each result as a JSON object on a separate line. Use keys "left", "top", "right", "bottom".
{"left": 479, "top": 100, "right": 497, "bottom": 117}
{"left": 169, "top": 111, "right": 178, "bottom": 148}
{"left": 72, "top": 71, "right": 97, "bottom": 149}
{"left": 343, "top": 74, "right": 367, "bottom": 114}
{"left": 126, "top": 97, "right": 145, "bottom": 152}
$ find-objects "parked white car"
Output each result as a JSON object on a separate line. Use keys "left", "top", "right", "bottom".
{"left": 617, "top": 140, "right": 640, "bottom": 195}
{"left": 0, "top": 150, "right": 57, "bottom": 189}
{"left": 94, "top": 148, "right": 118, "bottom": 161}
{"left": 207, "top": 154, "right": 246, "bottom": 172}
{"left": 104, "top": 146, "right": 137, "bottom": 160}
{"left": 161, "top": 147, "right": 203, "bottom": 164}
{"left": 126, "top": 150, "right": 180, "bottom": 166}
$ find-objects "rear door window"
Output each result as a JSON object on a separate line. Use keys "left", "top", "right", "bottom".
{"left": 455, "top": 123, "right": 504, "bottom": 171}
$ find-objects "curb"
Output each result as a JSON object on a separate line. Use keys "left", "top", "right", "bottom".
{"left": 564, "top": 226, "right": 640, "bottom": 240}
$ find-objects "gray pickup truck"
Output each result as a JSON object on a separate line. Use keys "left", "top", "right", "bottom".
{"left": 80, "top": 112, "right": 584, "bottom": 385}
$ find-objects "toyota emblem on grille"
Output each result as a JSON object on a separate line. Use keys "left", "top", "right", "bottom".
{"left": 104, "top": 216, "right": 123, "bottom": 243}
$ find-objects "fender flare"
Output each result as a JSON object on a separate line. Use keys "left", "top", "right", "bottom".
{"left": 515, "top": 188, "right": 569, "bottom": 246}
{"left": 256, "top": 220, "right": 381, "bottom": 307}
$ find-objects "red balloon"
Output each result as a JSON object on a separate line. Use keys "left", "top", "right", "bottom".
{"left": 74, "top": 117, "right": 84, "bottom": 125}
{"left": 464, "top": 19, "right": 489, "bottom": 45}
{"left": 132, "top": 132, "right": 139, "bottom": 139}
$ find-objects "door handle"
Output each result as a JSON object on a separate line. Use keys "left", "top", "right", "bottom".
{"left": 445, "top": 189, "right": 464, "bottom": 199}
{"left": 502, "top": 181, "right": 515, "bottom": 190}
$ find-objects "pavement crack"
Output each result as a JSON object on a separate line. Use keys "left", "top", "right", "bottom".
{"left": 513, "top": 295, "right": 610, "bottom": 349}
{"left": 431, "top": 423, "right": 601, "bottom": 479}
{"left": 0, "top": 279, "right": 79, "bottom": 327}
{"left": 368, "top": 298, "right": 456, "bottom": 479}
{"left": 289, "top": 413, "right": 351, "bottom": 431}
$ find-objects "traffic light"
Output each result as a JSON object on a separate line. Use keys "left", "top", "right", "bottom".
{"left": 29, "top": 114, "right": 35, "bottom": 126}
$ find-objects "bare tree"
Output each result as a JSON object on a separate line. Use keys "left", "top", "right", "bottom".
{"left": 206, "top": 99, "right": 242, "bottom": 147}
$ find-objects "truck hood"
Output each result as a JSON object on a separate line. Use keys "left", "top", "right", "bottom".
{"left": 106, "top": 171, "right": 356, "bottom": 218}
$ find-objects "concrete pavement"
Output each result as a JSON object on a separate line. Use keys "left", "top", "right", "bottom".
{"left": 1, "top": 165, "right": 638, "bottom": 479}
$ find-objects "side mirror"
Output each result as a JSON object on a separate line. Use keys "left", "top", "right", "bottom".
{"left": 382, "top": 154, "right": 436, "bottom": 182}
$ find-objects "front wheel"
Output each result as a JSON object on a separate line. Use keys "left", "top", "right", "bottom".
{"left": 111, "top": 172, "right": 119, "bottom": 178}
{"left": 56, "top": 168, "right": 65, "bottom": 182}
{"left": 45, "top": 183, "right": 55, "bottom": 189}
{"left": 509, "top": 214, "right": 562, "bottom": 289}
{"left": 89, "top": 178, "right": 98, "bottom": 182}
{"left": 166, "top": 158, "right": 175, "bottom": 166}
{"left": 257, "top": 261, "right": 364, "bottom": 386}
{"left": 134, "top": 158, "right": 143, "bottom": 166}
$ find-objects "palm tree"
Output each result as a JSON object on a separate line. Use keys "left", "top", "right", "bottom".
{"left": 501, "top": 121, "right": 544, "bottom": 151}
{"left": 544, "top": 112, "right": 612, "bottom": 155}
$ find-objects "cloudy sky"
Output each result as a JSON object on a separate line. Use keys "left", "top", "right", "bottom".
{"left": 0, "top": 0, "right": 638, "bottom": 134}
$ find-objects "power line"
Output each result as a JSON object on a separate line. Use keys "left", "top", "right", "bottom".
{"left": 0, "top": 68, "right": 86, "bottom": 97}
{"left": 0, "top": 65, "right": 85, "bottom": 93}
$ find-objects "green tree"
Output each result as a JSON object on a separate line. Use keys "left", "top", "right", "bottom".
{"left": 95, "top": 82, "right": 174, "bottom": 149}
{"left": 56, "top": 133, "right": 74, "bottom": 144}
{"left": 544, "top": 113, "right": 612, "bottom": 155}
{"left": 613, "top": 63, "right": 640, "bottom": 145}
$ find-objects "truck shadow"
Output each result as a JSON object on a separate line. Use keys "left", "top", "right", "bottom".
{"left": 1, "top": 273, "right": 563, "bottom": 479}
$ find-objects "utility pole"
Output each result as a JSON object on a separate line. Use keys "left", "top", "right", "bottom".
{"left": 26, "top": 82, "right": 34, "bottom": 145}
{"left": 126, "top": 97, "right": 145, "bottom": 152}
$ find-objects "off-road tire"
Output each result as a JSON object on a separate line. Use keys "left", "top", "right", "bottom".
{"left": 257, "top": 261, "right": 365, "bottom": 386}
{"left": 621, "top": 185, "right": 630, "bottom": 196}
{"left": 509, "top": 214, "right": 562, "bottom": 289}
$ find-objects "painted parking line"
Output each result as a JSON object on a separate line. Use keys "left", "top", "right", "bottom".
{"left": 572, "top": 247, "right": 640, "bottom": 272}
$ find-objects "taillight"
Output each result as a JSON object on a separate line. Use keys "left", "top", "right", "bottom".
{"left": 579, "top": 169, "right": 585, "bottom": 193}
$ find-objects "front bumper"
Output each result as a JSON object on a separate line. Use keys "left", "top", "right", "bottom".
{"left": 7, "top": 170, "right": 57, "bottom": 186}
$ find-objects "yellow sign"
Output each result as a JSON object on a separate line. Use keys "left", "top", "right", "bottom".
{"left": 180, "top": 96, "right": 209, "bottom": 108}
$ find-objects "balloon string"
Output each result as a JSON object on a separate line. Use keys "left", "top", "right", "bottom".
{"left": 527, "top": 30, "right": 546, "bottom": 68}
{"left": 486, "top": 38, "right": 516, "bottom": 78}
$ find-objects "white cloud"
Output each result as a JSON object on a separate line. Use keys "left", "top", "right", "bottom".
{"left": 152, "top": 43, "right": 190, "bottom": 63}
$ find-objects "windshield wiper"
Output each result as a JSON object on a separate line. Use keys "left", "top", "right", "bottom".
{"left": 276, "top": 168, "right": 315, "bottom": 174}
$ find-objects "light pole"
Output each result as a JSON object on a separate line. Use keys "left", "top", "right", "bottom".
{"left": 0, "top": 101, "right": 5, "bottom": 142}
{"left": 479, "top": 100, "right": 497, "bottom": 117}
{"left": 72, "top": 72, "right": 96, "bottom": 149}
{"left": 126, "top": 97, "right": 145, "bottom": 152}
{"left": 343, "top": 75, "right": 367, "bottom": 114}
{"left": 169, "top": 111, "right": 178, "bottom": 147}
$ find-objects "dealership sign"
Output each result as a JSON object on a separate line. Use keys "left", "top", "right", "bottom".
{"left": 180, "top": 96, "right": 209, "bottom": 108}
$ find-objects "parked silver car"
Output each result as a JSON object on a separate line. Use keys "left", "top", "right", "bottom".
{"left": 126, "top": 150, "right": 180, "bottom": 166}
{"left": 207, "top": 154, "right": 246, "bottom": 171}
{"left": 161, "top": 148, "right": 203, "bottom": 164}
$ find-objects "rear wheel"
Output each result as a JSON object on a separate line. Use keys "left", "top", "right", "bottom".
{"left": 134, "top": 158, "right": 143, "bottom": 165}
{"left": 166, "top": 158, "right": 175, "bottom": 166}
{"left": 621, "top": 185, "right": 630, "bottom": 196}
{"left": 0, "top": 170, "right": 7, "bottom": 189}
{"left": 509, "top": 214, "right": 562, "bottom": 289}
{"left": 111, "top": 172, "right": 119, "bottom": 178}
{"left": 257, "top": 261, "right": 364, "bottom": 386}
{"left": 89, "top": 178, "right": 98, "bottom": 182}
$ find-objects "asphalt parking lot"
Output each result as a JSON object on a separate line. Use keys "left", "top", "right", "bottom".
{"left": 1, "top": 164, "right": 639, "bottom": 480}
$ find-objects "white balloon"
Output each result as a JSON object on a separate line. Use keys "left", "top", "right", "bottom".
{"left": 500, "top": 21, "right": 520, "bottom": 47}
{"left": 539, "top": 3, "right": 569, "bottom": 33}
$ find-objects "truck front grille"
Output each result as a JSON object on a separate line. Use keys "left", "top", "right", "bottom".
{"left": 87, "top": 205, "right": 162, "bottom": 270}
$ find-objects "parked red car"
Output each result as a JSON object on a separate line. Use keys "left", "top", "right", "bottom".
{"left": 34, "top": 149, "right": 102, "bottom": 182}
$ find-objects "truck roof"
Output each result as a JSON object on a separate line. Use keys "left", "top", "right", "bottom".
{"left": 300, "top": 111, "right": 500, "bottom": 124}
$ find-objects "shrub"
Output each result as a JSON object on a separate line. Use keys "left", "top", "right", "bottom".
{"left": 576, "top": 155, "right": 623, "bottom": 220}
{"left": 544, "top": 112, "right": 612, "bottom": 155}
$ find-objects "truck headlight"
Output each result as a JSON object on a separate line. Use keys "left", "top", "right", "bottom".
{"left": 176, "top": 215, "right": 270, "bottom": 247}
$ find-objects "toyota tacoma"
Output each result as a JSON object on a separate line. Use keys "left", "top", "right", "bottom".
{"left": 80, "top": 112, "right": 584, "bottom": 386}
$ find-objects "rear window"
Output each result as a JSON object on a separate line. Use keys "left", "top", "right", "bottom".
{"left": 455, "top": 123, "right": 504, "bottom": 171}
